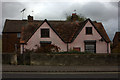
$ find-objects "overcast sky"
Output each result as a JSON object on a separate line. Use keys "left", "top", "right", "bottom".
{"left": 0, "top": 0, "right": 120, "bottom": 40}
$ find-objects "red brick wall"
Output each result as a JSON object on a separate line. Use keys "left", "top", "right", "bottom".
{"left": 2, "top": 33, "right": 20, "bottom": 53}
{"left": 113, "top": 33, "right": 120, "bottom": 47}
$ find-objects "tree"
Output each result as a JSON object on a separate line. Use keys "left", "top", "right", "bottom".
{"left": 66, "top": 13, "right": 86, "bottom": 21}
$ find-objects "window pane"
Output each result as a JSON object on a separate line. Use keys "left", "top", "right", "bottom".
{"left": 85, "top": 43, "right": 95, "bottom": 53}
{"left": 86, "top": 50, "right": 94, "bottom": 53}
{"left": 41, "top": 29, "right": 49, "bottom": 38}
{"left": 73, "top": 47, "right": 81, "bottom": 52}
{"left": 85, "top": 45, "right": 94, "bottom": 49}
{"left": 86, "top": 27, "right": 92, "bottom": 34}
{"left": 41, "top": 43, "right": 51, "bottom": 47}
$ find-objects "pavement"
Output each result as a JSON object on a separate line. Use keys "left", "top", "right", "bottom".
{"left": 2, "top": 65, "right": 120, "bottom": 72}
{"left": 2, "top": 72, "right": 120, "bottom": 78}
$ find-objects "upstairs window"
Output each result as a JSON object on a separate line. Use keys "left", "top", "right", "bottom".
{"left": 41, "top": 29, "right": 50, "bottom": 38}
{"left": 17, "top": 33, "right": 21, "bottom": 38}
{"left": 86, "top": 27, "right": 92, "bottom": 35}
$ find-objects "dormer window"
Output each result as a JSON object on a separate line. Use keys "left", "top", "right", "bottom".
{"left": 86, "top": 27, "right": 92, "bottom": 35}
{"left": 41, "top": 29, "right": 50, "bottom": 38}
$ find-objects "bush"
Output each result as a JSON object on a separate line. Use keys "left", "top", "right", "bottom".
{"left": 51, "top": 51, "right": 93, "bottom": 54}
{"left": 31, "top": 44, "right": 60, "bottom": 53}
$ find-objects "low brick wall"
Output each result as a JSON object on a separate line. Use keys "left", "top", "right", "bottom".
{"left": 2, "top": 53, "right": 120, "bottom": 66}
{"left": 2, "top": 53, "right": 17, "bottom": 64}
{"left": 30, "top": 53, "right": 120, "bottom": 66}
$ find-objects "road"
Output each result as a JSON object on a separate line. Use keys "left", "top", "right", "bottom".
{"left": 2, "top": 72, "right": 120, "bottom": 80}
{"left": 2, "top": 65, "right": 120, "bottom": 80}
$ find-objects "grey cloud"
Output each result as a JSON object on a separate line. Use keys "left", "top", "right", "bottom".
{"left": 1, "top": 2, "right": 25, "bottom": 31}
{"left": 1, "top": 2, "right": 118, "bottom": 40}
{"left": 62, "top": 2, "right": 117, "bottom": 22}
{"left": 59, "top": 2, "right": 118, "bottom": 40}
{"left": 81, "top": 2, "right": 117, "bottom": 22}
{"left": 2, "top": 2, "right": 25, "bottom": 19}
{"left": 109, "top": 2, "right": 118, "bottom": 8}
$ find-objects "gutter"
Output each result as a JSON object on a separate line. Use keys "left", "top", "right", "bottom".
{"left": 21, "top": 44, "right": 25, "bottom": 54}
{"left": 107, "top": 42, "right": 109, "bottom": 53}
{"left": 67, "top": 43, "right": 69, "bottom": 52}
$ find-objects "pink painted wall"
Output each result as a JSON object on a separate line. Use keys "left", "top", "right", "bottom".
{"left": 22, "top": 20, "right": 110, "bottom": 53}
{"left": 24, "top": 22, "right": 67, "bottom": 52}
{"left": 69, "top": 21, "right": 111, "bottom": 53}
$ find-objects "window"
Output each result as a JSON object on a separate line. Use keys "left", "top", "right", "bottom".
{"left": 40, "top": 41, "right": 51, "bottom": 47}
{"left": 41, "top": 43, "right": 51, "bottom": 47}
{"left": 85, "top": 41, "right": 96, "bottom": 53}
{"left": 17, "top": 33, "right": 21, "bottom": 38}
{"left": 73, "top": 47, "right": 81, "bottom": 52}
{"left": 41, "top": 29, "right": 49, "bottom": 38}
{"left": 86, "top": 27, "right": 92, "bottom": 35}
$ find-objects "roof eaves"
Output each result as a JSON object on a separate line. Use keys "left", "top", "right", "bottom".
{"left": 45, "top": 19, "right": 66, "bottom": 43}
{"left": 70, "top": 18, "right": 110, "bottom": 43}
{"left": 70, "top": 19, "right": 88, "bottom": 43}
{"left": 24, "top": 20, "right": 46, "bottom": 43}
{"left": 88, "top": 19, "right": 110, "bottom": 43}
{"left": 24, "top": 19, "right": 66, "bottom": 43}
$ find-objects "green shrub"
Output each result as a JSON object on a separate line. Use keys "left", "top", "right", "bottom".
{"left": 51, "top": 51, "right": 93, "bottom": 54}
{"left": 24, "top": 44, "right": 60, "bottom": 53}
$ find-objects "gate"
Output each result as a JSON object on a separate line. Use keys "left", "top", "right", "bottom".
{"left": 17, "top": 53, "right": 30, "bottom": 65}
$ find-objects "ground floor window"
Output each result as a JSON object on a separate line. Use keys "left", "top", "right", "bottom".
{"left": 84, "top": 40, "right": 96, "bottom": 53}
{"left": 73, "top": 47, "right": 81, "bottom": 52}
{"left": 40, "top": 41, "right": 51, "bottom": 47}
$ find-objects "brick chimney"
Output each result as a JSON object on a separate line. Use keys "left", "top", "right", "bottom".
{"left": 28, "top": 15, "right": 33, "bottom": 21}
{"left": 71, "top": 10, "right": 78, "bottom": 21}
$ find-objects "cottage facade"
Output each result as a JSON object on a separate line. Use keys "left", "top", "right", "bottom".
{"left": 2, "top": 14, "right": 111, "bottom": 53}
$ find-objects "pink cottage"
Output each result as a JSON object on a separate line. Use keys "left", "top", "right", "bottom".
{"left": 20, "top": 14, "right": 111, "bottom": 54}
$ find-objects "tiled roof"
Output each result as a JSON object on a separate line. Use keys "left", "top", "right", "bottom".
{"left": 49, "top": 21, "right": 85, "bottom": 43}
{"left": 2, "top": 19, "right": 43, "bottom": 33}
{"left": 94, "top": 22, "right": 111, "bottom": 42}
{"left": 113, "top": 32, "right": 120, "bottom": 42}
{"left": 3, "top": 19, "right": 111, "bottom": 43}
{"left": 3, "top": 19, "right": 27, "bottom": 33}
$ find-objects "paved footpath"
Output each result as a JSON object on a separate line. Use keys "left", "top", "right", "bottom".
{"left": 2, "top": 65, "right": 120, "bottom": 72}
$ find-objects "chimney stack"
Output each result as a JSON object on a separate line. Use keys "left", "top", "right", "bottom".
{"left": 28, "top": 15, "right": 33, "bottom": 21}
{"left": 71, "top": 10, "right": 78, "bottom": 21}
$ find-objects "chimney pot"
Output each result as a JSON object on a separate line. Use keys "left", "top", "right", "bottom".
{"left": 28, "top": 15, "right": 33, "bottom": 21}
{"left": 71, "top": 13, "right": 78, "bottom": 21}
